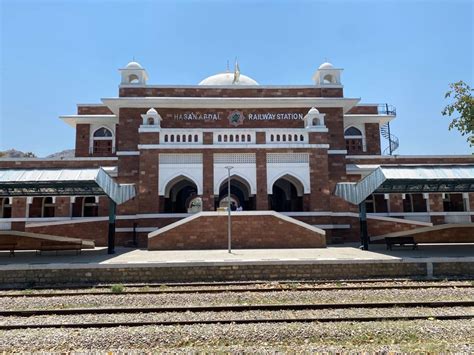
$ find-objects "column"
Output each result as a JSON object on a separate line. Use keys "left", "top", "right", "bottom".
{"left": 429, "top": 193, "right": 445, "bottom": 224}
{"left": 308, "top": 149, "right": 330, "bottom": 211}
{"left": 202, "top": 151, "right": 214, "bottom": 211}
{"left": 11, "top": 197, "right": 27, "bottom": 231}
{"left": 256, "top": 150, "right": 268, "bottom": 210}
{"left": 55, "top": 197, "right": 71, "bottom": 217}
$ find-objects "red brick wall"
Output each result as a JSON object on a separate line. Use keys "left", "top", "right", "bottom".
{"left": 364, "top": 123, "right": 381, "bottom": 155}
{"left": 27, "top": 220, "right": 109, "bottom": 246}
{"left": 346, "top": 105, "right": 378, "bottom": 114}
{"left": 148, "top": 213, "right": 326, "bottom": 250}
{"left": 75, "top": 124, "right": 90, "bottom": 157}
{"left": 119, "top": 87, "right": 343, "bottom": 98}
{"left": 77, "top": 106, "right": 113, "bottom": 115}
{"left": 412, "top": 226, "right": 474, "bottom": 243}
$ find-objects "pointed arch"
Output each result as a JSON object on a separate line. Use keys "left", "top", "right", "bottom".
{"left": 215, "top": 173, "right": 254, "bottom": 197}
{"left": 269, "top": 171, "right": 308, "bottom": 196}
{"left": 163, "top": 173, "right": 200, "bottom": 198}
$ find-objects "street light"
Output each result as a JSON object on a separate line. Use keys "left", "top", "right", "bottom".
{"left": 224, "top": 166, "right": 233, "bottom": 253}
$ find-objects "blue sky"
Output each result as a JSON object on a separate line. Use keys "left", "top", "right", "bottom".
{"left": 0, "top": 0, "right": 472, "bottom": 157}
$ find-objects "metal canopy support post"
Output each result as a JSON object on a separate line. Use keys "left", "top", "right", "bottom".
{"left": 108, "top": 198, "right": 116, "bottom": 254}
{"left": 359, "top": 202, "right": 369, "bottom": 251}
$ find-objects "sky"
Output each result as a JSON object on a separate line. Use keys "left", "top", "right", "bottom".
{"left": 0, "top": 0, "right": 472, "bottom": 157}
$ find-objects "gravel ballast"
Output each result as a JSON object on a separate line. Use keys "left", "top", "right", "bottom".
{"left": 1, "top": 288, "right": 473, "bottom": 310}
{"left": 0, "top": 319, "right": 472, "bottom": 352}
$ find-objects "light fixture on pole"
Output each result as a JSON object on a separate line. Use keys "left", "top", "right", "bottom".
{"left": 224, "top": 166, "right": 233, "bottom": 253}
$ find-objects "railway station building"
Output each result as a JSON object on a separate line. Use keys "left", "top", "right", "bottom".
{"left": 0, "top": 60, "right": 473, "bottom": 250}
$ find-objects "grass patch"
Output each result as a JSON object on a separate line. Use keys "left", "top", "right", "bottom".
{"left": 110, "top": 284, "right": 125, "bottom": 293}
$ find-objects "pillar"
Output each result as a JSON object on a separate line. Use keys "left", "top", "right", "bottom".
{"left": 11, "top": 197, "right": 27, "bottom": 231}
{"left": 256, "top": 150, "right": 268, "bottom": 210}
{"left": 429, "top": 193, "right": 445, "bottom": 225}
{"left": 55, "top": 197, "right": 71, "bottom": 217}
{"left": 202, "top": 151, "right": 214, "bottom": 211}
{"left": 389, "top": 193, "right": 404, "bottom": 213}
{"left": 309, "top": 149, "right": 330, "bottom": 211}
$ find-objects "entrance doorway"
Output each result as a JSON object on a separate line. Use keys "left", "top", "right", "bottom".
{"left": 217, "top": 175, "right": 254, "bottom": 210}
{"left": 270, "top": 175, "right": 304, "bottom": 212}
{"left": 163, "top": 176, "right": 199, "bottom": 213}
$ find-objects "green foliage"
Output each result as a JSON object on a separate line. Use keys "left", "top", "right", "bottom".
{"left": 110, "top": 284, "right": 125, "bottom": 293}
{"left": 441, "top": 80, "right": 474, "bottom": 145}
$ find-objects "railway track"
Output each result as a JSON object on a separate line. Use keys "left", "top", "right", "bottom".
{"left": 1, "top": 281, "right": 472, "bottom": 297}
{"left": 1, "top": 314, "right": 472, "bottom": 330}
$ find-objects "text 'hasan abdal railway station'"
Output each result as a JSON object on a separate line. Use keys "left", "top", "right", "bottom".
{"left": 0, "top": 60, "right": 473, "bottom": 254}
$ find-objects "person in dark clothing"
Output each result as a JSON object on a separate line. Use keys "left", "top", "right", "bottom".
{"left": 230, "top": 202, "right": 237, "bottom": 211}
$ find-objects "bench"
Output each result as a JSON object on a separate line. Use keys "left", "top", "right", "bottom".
{"left": 0, "top": 242, "right": 17, "bottom": 257}
{"left": 385, "top": 236, "right": 418, "bottom": 250}
{"left": 36, "top": 241, "right": 83, "bottom": 255}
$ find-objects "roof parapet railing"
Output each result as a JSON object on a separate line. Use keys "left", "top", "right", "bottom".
{"left": 377, "top": 104, "right": 396, "bottom": 116}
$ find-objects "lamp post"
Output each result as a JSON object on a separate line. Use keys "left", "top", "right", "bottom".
{"left": 224, "top": 166, "right": 233, "bottom": 253}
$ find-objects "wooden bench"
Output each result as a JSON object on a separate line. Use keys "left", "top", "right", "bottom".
{"left": 0, "top": 242, "right": 17, "bottom": 257}
{"left": 36, "top": 241, "right": 83, "bottom": 255}
{"left": 385, "top": 236, "right": 418, "bottom": 250}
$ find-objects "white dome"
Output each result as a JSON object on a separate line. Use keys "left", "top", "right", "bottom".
{"left": 147, "top": 108, "right": 158, "bottom": 115}
{"left": 126, "top": 61, "right": 143, "bottom": 69}
{"left": 199, "top": 72, "right": 259, "bottom": 86}
{"left": 318, "top": 62, "right": 334, "bottom": 70}
{"left": 308, "top": 107, "right": 320, "bottom": 114}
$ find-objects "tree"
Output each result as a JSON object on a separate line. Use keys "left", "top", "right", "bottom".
{"left": 441, "top": 80, "right": 473, "bottom": 146}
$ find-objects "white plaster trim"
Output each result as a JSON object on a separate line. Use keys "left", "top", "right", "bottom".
{"left": 138, "top": 127, "right": 161, "bottom": 133}
{"left": 101, "top": 97, "right": 360, "bottom": 115}
{"left": 116, "top": 151, "right": 140, "bottom": 156}
{"left": 314, "top": 224, "right": 351, "bottom": 229}
{"left": 328, "top": 150, "right": 348, "bottom": 155}
{"left": 344, "top": 114, "right": 395, "bottom": 125}
{"left": 60, "top": 115, "right": 118, "bottom": 128}
{"left": 138, "top": 144, "right": 330, "bottom": 150}
{"left": 148, "top": 211, "right": 326, "bottom": 239}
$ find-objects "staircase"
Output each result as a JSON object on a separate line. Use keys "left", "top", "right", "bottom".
{"left": 381, "top": 123, "right": 400, "bottom": 155}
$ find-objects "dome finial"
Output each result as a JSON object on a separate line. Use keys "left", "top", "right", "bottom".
{"left": 226, "top": 60, "right": 230, "bottom": 72}
{"left": 233, "top": 57, "right": 240, "bottom": 84}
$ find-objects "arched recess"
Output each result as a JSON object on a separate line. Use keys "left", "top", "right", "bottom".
{"left": 163, "top": 175, "right": 199, "bottom": 213}
{"left": 217, "top": 174, "right": 255, "bottom": 210}
{"left": 344, "top": 125, "right": 365, "bottom": 154}
{"left": 91, "top": 126, "right": 114, "bottom": 155}
{"left": 269, "top": 174, "right": 305, "bottom": 212}
{"left": 268, "top": 171, "right": 308, "bottom": 197}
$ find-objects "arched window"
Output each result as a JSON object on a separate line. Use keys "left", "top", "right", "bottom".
{"left": 147, "top": 117, "right": 155, "bottom": 125}
{"left": 323, "top": 74, "right": 334, "bottom": 84}
{"left": 128, "top": 74, "right": 139, "bottom": 84}
{"left": 194, "top": 134, "right": 198, "bottom": 142}
{"left": 92, "top": 127, "right": 113, "bottom": 156}
{"left": 344, "top": 127, "right": 364, "bottom": 154}
{"left": 164, "top": 134, "right": 169, "bottom": 142}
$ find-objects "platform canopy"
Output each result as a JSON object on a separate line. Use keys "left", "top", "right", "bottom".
{"left": 0, "top": 168, "right": 135, "bottom": 205}
{"left": 335, "top": 165, "right": 474, "bottom": 206}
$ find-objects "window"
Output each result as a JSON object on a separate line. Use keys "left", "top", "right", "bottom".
{"left": 42, "top": 197, "right": 55, "bottom": 218}
{"left": 365, "top": 194, "right": 388, "bottom": 213}
{"left": 83, "top": 197, "right": 99, "bottom": 217}
{"left": 1, "top": 198, "right": 11, "bottom": 218}
{"left": 443, "top": 193, "right": 465, "bottom": 212}
{"left": 345, "top": 127, "right": 364, "bottom": 154}
{"left": 92, "top": 127, "right": 113, "bottom": 156}
{"left": 403, "top": 193, "right": 427, "bottom": 213}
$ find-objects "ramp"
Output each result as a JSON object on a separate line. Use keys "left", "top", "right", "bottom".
{"left": 148, "top": 211, "right": 326, "bottom": 250}
{"left": 370, "top": 224, "right": 474, "bottom": 244}
{"left": 0, "top": 230, "right": 95, "bottom": 250}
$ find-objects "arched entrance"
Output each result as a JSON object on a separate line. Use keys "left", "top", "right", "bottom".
{"left": 164, "top": 176, "right": 199, "bottom": 213}
{"left": 217, "top": 175, "right": 254, "bottom": 210}
{"left": 270, "top": 175, "right": 304, "bottom": 212}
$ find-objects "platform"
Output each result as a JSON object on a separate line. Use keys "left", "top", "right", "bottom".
{"left": 0, "top": 244, "right": 473, "bottom": 287}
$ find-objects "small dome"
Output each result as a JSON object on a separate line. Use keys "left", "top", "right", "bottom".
{"left": 308, "top": 107, "right": 320, "bottom": 114}
{"left": 318, "top": 62, "right": 334, "bottom": 70}
{"left": 147, "top": 108, "right": 158, "bottom": 115}
{"left": 199, "top": 72, "right": 259, "bottom": 86}
{"left": 126, "top": 61, "right": 143, "bottom": 69}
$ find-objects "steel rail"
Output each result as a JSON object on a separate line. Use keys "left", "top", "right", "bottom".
{"left": 0, "top": 283, "right": 472, "bottom": 298}
{"left": 1, "top": 314, "right": 473, "bottom": 330}
{"left": 2, "top": 300, "right": 473, "bottom": 317}
{"left": 2, "top": 278, "right": 471, "bottom": 291}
